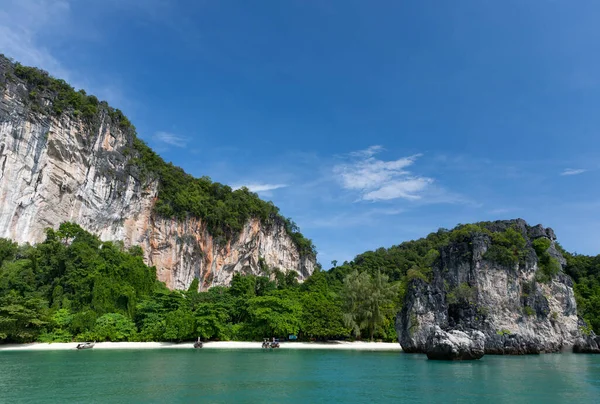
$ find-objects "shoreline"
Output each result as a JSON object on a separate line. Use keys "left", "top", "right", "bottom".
{"left": 0, "top": 341, "right": 402, "bottom": 352}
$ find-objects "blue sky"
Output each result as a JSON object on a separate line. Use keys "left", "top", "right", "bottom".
{"left": 2, "top": 0, "right": 600, "bottom": 263}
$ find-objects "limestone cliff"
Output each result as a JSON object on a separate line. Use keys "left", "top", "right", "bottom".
{"left": 0, "top": 56, "right": 315, "bottom": 290}
{"left": 396, "top": 219, "right": 584, "bottom": 354}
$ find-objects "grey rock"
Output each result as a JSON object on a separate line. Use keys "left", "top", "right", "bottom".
{"left": 425, "top": 326, "right": 485, "bottom": 360}
{"left": 573, "top": 335, "right": 600, "bottom": 354}
{"left": 396, "top": 219, "right": 583, "bottom": 355}
{"left": 485, "top": 333, "right": 543, "bottom": 355}
{"left": 529, "top": 224, "right": 547, "bottom": 239}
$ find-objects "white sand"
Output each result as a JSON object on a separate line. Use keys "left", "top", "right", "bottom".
{"left": 0, "top": 340, "right": 401, "bottom": 352}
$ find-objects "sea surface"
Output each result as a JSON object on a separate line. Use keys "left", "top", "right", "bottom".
{"left": 1, "top": 349, "right": 599, "bottom": 403}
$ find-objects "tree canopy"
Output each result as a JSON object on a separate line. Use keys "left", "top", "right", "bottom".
{"left": 1, "top": 219, "right": 599, "bottom": 344}
{"left": 0, "top": 224, "right": 347, "bottom": 343}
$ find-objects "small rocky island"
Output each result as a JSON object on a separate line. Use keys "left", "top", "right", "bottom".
{"left": 396, "top": 219, "right": 599, "bottom": 360}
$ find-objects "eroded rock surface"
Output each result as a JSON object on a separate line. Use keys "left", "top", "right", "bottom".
{"left": 0, "top": 56, "right": 315, "bottom": 290}
{"left": 396, "top": 219, "right": 585, "bottom": 355}
{"left": 573, "top": 333, "right": 600, "bottom": 354}
{"left": 425, "top": 326, "right": 485, "bottom": 360}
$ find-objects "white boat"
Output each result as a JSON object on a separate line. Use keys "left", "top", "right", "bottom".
{"left": 76, "top": 341, "right": 95, "bottom": 350}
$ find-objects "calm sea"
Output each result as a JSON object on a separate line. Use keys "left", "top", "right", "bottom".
{"left": 0, "top": 349, "right": 598, "bottom": 403}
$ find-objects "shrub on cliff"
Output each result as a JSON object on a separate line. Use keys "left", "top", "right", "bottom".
{"left": 446, "top": 283, "right": 476, "bottom": 305}
{"left": 533, "top": 238, "right": 561, "bottom": 282}
{"left": 484, "top": 227, "right": 528, "bottom": 267}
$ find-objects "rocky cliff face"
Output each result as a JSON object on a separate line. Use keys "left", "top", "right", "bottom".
{"left": 0, "top": 57, "right": 314, "bottom": 290}
{"left": 396, "top": 220, "right": 584, "bottom": 354}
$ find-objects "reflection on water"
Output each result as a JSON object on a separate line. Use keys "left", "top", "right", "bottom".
{"left": 0, "top": 349, "right": 599, "bottom": 403}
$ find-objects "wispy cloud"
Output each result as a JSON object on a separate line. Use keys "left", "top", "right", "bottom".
{"left": 349, "top": 145, "right": 384, "bottom": 158}
{"left": 0, "top": 0, "right": 71, "bottom": 78}
{"left": 333, "top": 146, "right": 432, "bottom": 201}
{"left": 560, "top": 168, "right": 587, "bottom": 176}
{"left": 152, "top": 132, "right": 188, "bottom": 148}
{"left": 362, "top": 178, "right": 433, "bottom": 201}
{"left": 0, "top": 0, "right": 132, "bottom": 108}
{"left": 233, "top": 183, "right": 288, "bottom": 193}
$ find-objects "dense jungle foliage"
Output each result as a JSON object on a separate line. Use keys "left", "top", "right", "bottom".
{"left": 2, "top": 220, "right": 598, "bottom": 344}
{"left": 0, "top": 224, "right": 395, "bottom": 343}
{"left": 328, "top": 220, "right": 600, "bottom": 334}
{"left": 562, "top": 250, "right": 600, "bottom": 334}
{"left": 0, "top": 55, "right": 315, "bottom": 256}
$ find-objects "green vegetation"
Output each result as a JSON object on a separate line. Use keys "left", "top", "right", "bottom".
{"left": 327, "top": 229, "right": 451, "bottom": 284}
{"left": 0, "top": 224, "right": 351, "bottom": 343}
{"left": 0, "top": 223, "right": 156, "bottom": 343}
{"left": 446, "top": 283, "right": 476, "bottom": 305}
{"left": 1, "top": 55, "right": 315, "bottom": 256}
{"left": 5, "top": 55, "right": 600, "bottom": 342}
{"left": 484, "top": 227, "right": 527, "bottom": 267}
{"left": 533, "top": 238, "right": 561, "bottom": 282}
{"left": 496, "top": 329, "right": 512, "bottom": 336}
{"left": 579, "top": 324, "right": 593, "bottom": 337}
{"left": 523, "top": 306, "right": 535, "bottom": 317}
{"left": 2, "top": 217, "right": 600, "bottom": 344}
{"left": 13, "top": 63, "right": 104, "bottom": 120}
{"left": 328, "top": 222, "right": 531, "bottom": 299}
{"left": 341, "top": 271, "right": 399, "bottom": 341}
{"left": 563, "top": 249, "right": 600, "bottom": 334}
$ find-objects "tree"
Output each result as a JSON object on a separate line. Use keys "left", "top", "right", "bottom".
{"left": 247, "top": 293, "right": 302, "bottom": 338}
{"left": 341, "top": 270, "right": 398, "bottom": 340}
{"left": 341, "top": 271, "right": 371, "bottom": 339}
{"left": 93, "top": 313, "right": 137, "bottom": 341}
{"left": 195, "top": 303, "right": 230, "bottom": 340}
{"left": 229, "top": 274, "right": 256, "bottom": 298}
{"left": 163, "top": 308, "right": 195, "bottom": 342}
{"left": 39, "top": 308, "right": 74, "bottom": 342}
{"left": 187, "top": 278, "right": 200, "bottom": 294}
{"left": 0, "top": 238, "right": 17, "bottom": 266}
{"left": 301, "top": 291, "right": 348, "bottom": 340}
{"left": 0, "top": 292, "right": 48, "bottom": 342}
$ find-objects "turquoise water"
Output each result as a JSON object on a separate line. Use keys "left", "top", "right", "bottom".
{"left": 1, "top": 350, "right": 599, "bottom": 403}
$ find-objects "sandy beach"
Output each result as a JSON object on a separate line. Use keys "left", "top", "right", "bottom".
{"left": 0, "top": 340, "right": 401, "bottom": 352}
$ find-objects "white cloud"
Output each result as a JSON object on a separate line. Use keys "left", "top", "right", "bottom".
{"left": 362, "top": 178, "right": 433, "bottom": 201}
{"left": 152, "top": 132, "right": 188, "bottom": 148}
{"left": 349, "top": 145, "right": 384, "bottom": 158}
{"left": 0, "top": 0, "right": 71, "bottom": 79}
{"left": 333, "top": 146, "right": 432, "bottom": 201}
{"left": 233, "top": 183, "right": 288, "bottom": 193}
{"left": 561, "top": 168, "right": 587, "bottom": 176}
{"left": 0, "top": 0, "right": 130, "bottom": 108}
